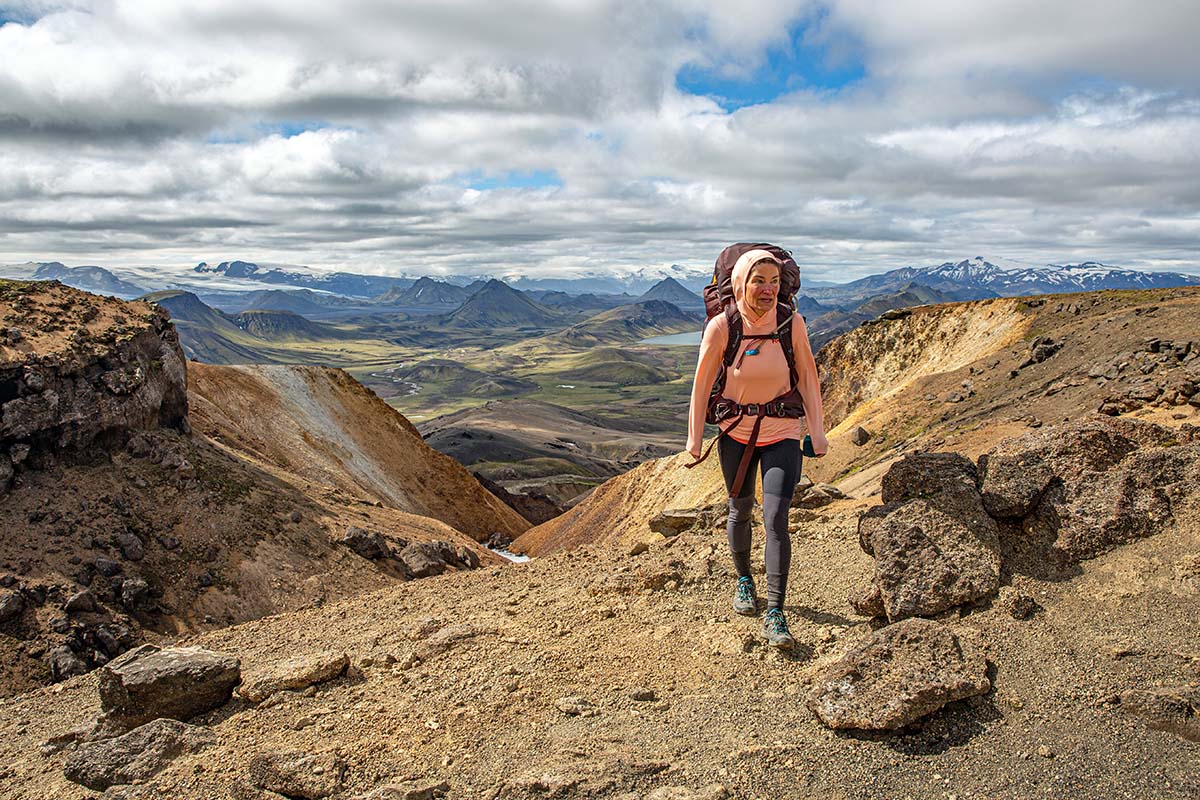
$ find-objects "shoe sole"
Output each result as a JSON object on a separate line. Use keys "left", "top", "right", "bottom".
{"left": 766, "top": 637, "right": 794, "bottom": 650}
{"left": 734, "top": 605, "right": 759, "bottom": 617}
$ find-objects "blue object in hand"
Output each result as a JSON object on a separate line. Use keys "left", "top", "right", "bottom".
{"left": 802, "top": 434, "right": 816, "bottom": 458}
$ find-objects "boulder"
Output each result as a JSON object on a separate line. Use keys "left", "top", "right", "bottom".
{"left": 858, "top": 453, "right": 1001, "bottom": 620}
{"left": 338, "top": 527, "right": 392, "bottom": 561}
{"left": 1118, "top": 686, "right": 1200, "bottom": 742}
{"left": 795, "top": 482, "right": 849, "bottom": 509}
{"left": 63, "top": 718, "right": 215, "bottom": 791}
{"left": 98, "top": 644, "right": 241, "bottom": 730}
{"left": 238, "top": 651, "right": 349, "bottom": 704}
{"left": 397, "top": 541, "right": 449, "bottom": 578}
{"left": 979, "top": 417, "right": 1200, "bottom": 561}
{"left": 119, "top": 577, "right": 151, "bottom": 610}
{"left": 850, "top": 426, "right": 871, "bottom": 446}
{"left": 249, "top": 750, "right": 345, "bottom": 799}
{"left": 806, "top": 617, "right": 990, "bottom": 730}
{"left": 65, "top": 589, "right": 98, "bottom": 614}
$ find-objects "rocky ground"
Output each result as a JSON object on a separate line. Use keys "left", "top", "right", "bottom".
{"left": 2, "top": 444, "right": 1197, "bottom": 799}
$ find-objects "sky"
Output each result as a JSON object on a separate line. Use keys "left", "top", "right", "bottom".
{"left": 1, "top": 0, "right": 1198, "bottom": 282}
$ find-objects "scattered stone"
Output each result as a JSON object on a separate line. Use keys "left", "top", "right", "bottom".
{"left": 95, "top": 558, "right": 122, "bottom": 577}
{"left": 63, "top": 718, "right": 215, "bottom": 791}
{"left": 0, "top": 588, "right": 24, "bottom": 623}
{"left": 238, "top": 651, "right": 349, "bottom": 704}
{"left": 999, "top": 588, "right": 1039, "bottom": 620}
{"left": 289, "top": 510, "right": 303, "bottom": 523}
{"left": 1118, "top": 686, "right": 1200, "bottom": 742}
{"left": 249, "top": 750, "right": 345, "bottom": 799}
{"left": 115, "top": 533, "right": 145, "bottom": 562}
{"left": 65, "top": 589, "right": 98, "bottom": 614}
{"left": 1037, "top": 745, "right": 1055, "bottom": 758}
{"left": 806, "top": 617, "right": 990, "bottom": 730}
{"left": 50, "top": 645, "right": 88, "bottom": 682}
{"left": 850, "top": 426, "right": 871, "bottom": 446}
{"left": 1018, "top": 336, "right": 1063, "bottom": 369}
{"left": 649, "top": 507, "right": 706, "bottom": 537}
{"left": 627, "top": 540, "right": 650, "bottom": 557}
{"left": 338, "top": 527, "right": 392, "bottom": 561}
{"left": 120, "top": 577, "right": 150, "bottom": 610}
{"left": 628, "top": 686, "right": 657, "bottom": 702}
{"left": 555, "top": 696, "right": 597, "bottom": 716}
{"left": 802, "top": 482, "right": 848, "bottom": 508}
{"left": 98, "top": 644, "right": 241, "bottom": 730}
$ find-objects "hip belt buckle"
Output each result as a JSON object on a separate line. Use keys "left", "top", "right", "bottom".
{"left": 744, "top": 403, "right": 761, "bottom": 416}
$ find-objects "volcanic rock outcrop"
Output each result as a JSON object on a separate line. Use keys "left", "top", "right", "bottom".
{"left": 0, "top": 280, "right": 187, "bottom": 493}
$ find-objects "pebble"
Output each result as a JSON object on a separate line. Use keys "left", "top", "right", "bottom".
{"left": 1037, "top": 744, "right": 1054, "bottom": 758}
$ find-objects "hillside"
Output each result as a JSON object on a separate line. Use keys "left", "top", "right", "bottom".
{"left": 519, "top": 286, "right": 1200, "bottom": 555}
{"left": 441, "top": 279, "right": 563, "bottom": 329}
{"left": 637, "top": 277, "right": 704, "bottom": 309}
{"left": 188, "top": 363, "right": 528, "bottom": 541}
{"left": 548, "top": 300, "right": 699, "bottom": 346}
{"left": 0, "top": 282, "right": 525, "bottom": 697}
{"left": 374, "top": 277, "right": 471, "bottom": 307}
{"left": 553, "top": 347, "right": 675, "bottom": 386}
{"left": 233, "top": 309, "right": 347, "bottom": 341}
{"left": 375, "top": 358, "right": 539, "bottom": 400}
{"left": 141, "top": 290, "right": 280, "bottom": 363}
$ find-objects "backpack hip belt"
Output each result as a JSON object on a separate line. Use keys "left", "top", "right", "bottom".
{"left": 690, "top": 386, "right": 805, "bottom": 498}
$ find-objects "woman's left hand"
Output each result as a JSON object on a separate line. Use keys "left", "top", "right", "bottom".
{"left": 810, "top": 431, "right": 829, "bottom": 457}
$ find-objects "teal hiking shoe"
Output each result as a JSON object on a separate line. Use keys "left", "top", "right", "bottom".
{"left": 763, "top": 608, "right": 794, "bottom": 649}
{"left": 733, "top": 576, "right": 759, "bottom": 616}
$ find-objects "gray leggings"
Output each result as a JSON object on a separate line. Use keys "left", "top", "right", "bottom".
{"left": 718, "top": 436, "right": 801, "bottom": 610}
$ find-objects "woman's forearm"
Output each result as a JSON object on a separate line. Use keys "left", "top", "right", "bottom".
{"left": 687, "top": 322, "right": 725, "bottom": 451}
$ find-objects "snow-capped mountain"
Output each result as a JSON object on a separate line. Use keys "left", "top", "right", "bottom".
{"left": 805, "top": 256, "right": 1199, "bottom": 307}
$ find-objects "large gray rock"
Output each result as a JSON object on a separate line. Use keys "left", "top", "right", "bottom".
{"left": 98, "top": 644, "right": 240, "bottom": 730}
{"left": 857, "top": 453, "right": 1001, "bottom": 621}
{"left": 64, "top": 718, "right": 215, "bottom": 791}
{"left": 249, "top": 750, "right": 345, "bottom": 799}
{"left": 806, "top": 617, "right": 990, "bottom": 730}
{"left": 50, "top": 645, "right": 89, "bottom": 682}
{"left": 978, "top": 417, "right": 1200, "bottom": 561}
{"left": 238, "top": 651, "right": 349, "bottom": 704}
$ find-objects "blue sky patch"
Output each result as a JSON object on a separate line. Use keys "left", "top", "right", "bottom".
{"left": 677, "top": 19, "right": 865, "bottom": 110}
{"left": 207, "top": 120, "right": 332, "bottom": 144}
{"left": 463, "top": 169, "right": 563, "bottom": 191}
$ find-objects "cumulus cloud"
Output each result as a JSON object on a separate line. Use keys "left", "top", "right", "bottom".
{"left": 0, "top": 0, "right": 1197, "bottom": 279}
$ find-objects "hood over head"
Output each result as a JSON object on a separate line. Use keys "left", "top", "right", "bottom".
{"left": 731, "top": 248, "right": 782, "bottom": 325}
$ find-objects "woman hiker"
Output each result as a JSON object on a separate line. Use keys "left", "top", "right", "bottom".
{"left": 685, "top": 248, "right": 828, "bottom": 649}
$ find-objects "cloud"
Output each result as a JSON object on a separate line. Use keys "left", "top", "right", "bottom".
{"left": 0, "top": 0, "right": 1197, "bottom": 279}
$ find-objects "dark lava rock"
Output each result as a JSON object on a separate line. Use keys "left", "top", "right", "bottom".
{"left": 94, "top": 558, "right": 122, "bottom": 577}
{"left": 49, "top": 645, "right": 89, "bottom": 682}
{"left": 806, "top": 617, "right": 990, "bottom": 730}
{"left": 338, "top": 527, "right": 392, "bottom": 561}
{"left": 65, "top": 589, "right": 98, "bottom": 614}
{"left": 858, "top": 453, "right": 1001, "bottom": 621}
{"left": 850, "top": 426, "right": 871, "bottom": 446}
{"left": 0, "top": 588, "right": 24, "bottom": 623}
{"left": 119, "top": 577, "right": 150, "bottom": 610}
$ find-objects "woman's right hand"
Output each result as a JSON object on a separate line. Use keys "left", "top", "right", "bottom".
{"left": 686, "top": 441, "right": 702, "bottom": 460}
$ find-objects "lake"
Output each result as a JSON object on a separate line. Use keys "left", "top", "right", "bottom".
{"left": 639, "top": 330, "right": 702, "bottom": 346}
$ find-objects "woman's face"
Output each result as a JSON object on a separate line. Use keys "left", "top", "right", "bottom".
{"left": 746, "top": 261, "right": 780, "bottom": 312}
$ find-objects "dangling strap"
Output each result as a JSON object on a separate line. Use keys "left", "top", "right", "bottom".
{"left": 684, "top": 414, "right": 744, "bottom": 469}
{"left": 729, "top": 415, "right": 765, "bottom": 498}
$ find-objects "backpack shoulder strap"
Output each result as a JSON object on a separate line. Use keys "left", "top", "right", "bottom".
{"left": 775, "top": 303, "right": 799, "bottom": 388}
{"left": 721, "top": 304, "right": 742, "bottom": 367}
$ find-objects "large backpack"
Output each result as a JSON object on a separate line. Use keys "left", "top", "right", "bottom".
{"left": 687, "top": 243, "right": 807, "bottom": 496}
